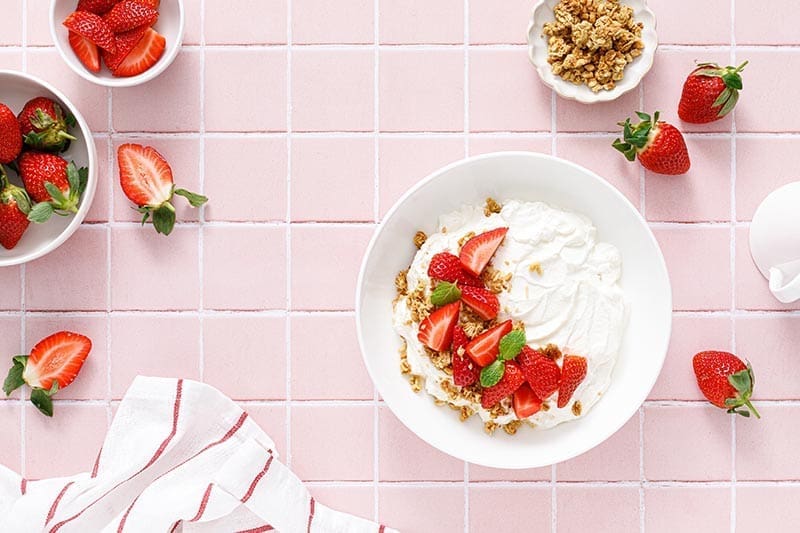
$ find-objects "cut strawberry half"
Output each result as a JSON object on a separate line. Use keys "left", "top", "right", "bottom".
{"left": 557, "top": 355, "right": 588, "bottom": 409}
{"left": 460, "top": 285, "right": 499, "bottom": 320}
{"left": 102, "top": 25, "right": 147, "bottom": 71}
{"left": 459, "top": 227, "right": 508, "bottom": 276}
{"left": 63, "top": 11, "right": 117, "bottom": 54}
{"left": 417, "top": 302, "right": 460, "bottom": 352}
{"left": 513, "top": 383, "right": 542, "bottom": 419}
{"left": 481, "top": 361, "right": 525, "bottom": 409}
{"left": 112, "top": 28, "right": 166, "bottom": 78}
{"left": 22, "top": 331, "right": 92, "bottom": 391}
{"left": 427, "top": 252, "right": 484, "bottom": 287}
{"left": 451, "top": 325, "right": 478, "bottom": 387}
{"left": 465, "top": 320, "right": 512, "bottom": 367}
{"left": 103, "top": 0, "right": 159, "bottom": 33}
{"left": 517, "top": 345, "right": 561, "bottom": 400}
{"left": 76, "top": 0, "right": 120, "bottom": 15}
{"left": 69, "top": 31, "right": 100, "bottom": 73}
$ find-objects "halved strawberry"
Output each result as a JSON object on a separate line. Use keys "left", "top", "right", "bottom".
{"left": 460, "top": 286, "right": 499, "bottom": 320}
{"left": 459, "top": 227, "right": 508, "bottom": 276}
{"left": 417, "top": 302, "right": 460, "bottom": 352}
{"left": 557, "top": 355, "right": 587, "bottom": 409}
{"left": 101, "top": 25, "right": 148, "bottom": 71}
{"left": 451, "top": 326, "right": 478, "bottom": 387}
{"left": 465, "top": 320, "right": 512, "bottom": 367}
{"left": 76, "top": 0, "right": 120, "bottom": 15}
{"left": 103, "top": 0, "right": 158, "bottom": 33}
{"left": 0, "top": 103, "right": 22, "bottom": 164}
{"left": 427, "top": 252, "right": 483, "bottom": 287}
{"left": 63, "top": 11, "right": 116, "bottom": 54}
{"left": 69, "top": 31, "right": 101, "bottom": 73}
{"left": 513, "top": 383, "right": 542, "bottom": 419}
{"left": 112, "top": 28, "right": 166, "bottom": 77}
{"left": 481, "top": 361, "right": 525, "bottom": 409}
{"left": 517, "top": 346, "right": 561, "bottom": 399}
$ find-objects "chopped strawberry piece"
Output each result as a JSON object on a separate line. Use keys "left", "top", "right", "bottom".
{"left": 76, "top": 0, "right": 119, "bottom": 15}
{"left": 22, "top": 331, "right": 92, "bottom": 391}
{"left": 517, "top": 346, "right": 561, "bottom": 400}
{"left": 465, "top": 320, "right": 512, "bottom": 367}
{"left": 103, "top": 0, "right": 159, "bottom": 33}
{"left": 112, "top": 28, "right": 166, "bottom": 77}
{"left": 451, "top": 326, "right": 478, "bottom": 387}
{"left": 460, "top": 286, "right": 499, "bottom": 320}
{"left": 417, "top": 302, "right": 460, "bottom": 352}
{"left": 69, "top": 31, "right": 100, "bottom": 73}
{"left": 557, "top": 355, "right": 588, "bottom": 408}
{"left": 427, "top": 252, "right": 484, "bottom": 287}
{"left": 481, "top": 361, "right": 525, "bottom": 409}
{"left": 459, "top": 227, "right": 508, "bottom": 276}
{"left": 63, "top": 11, "right": 116, "bottom": 54}
{"left": 513, "top": 383, "right": 542, "bottom": 419}
{"left": 102, "top": 25, "right": 147, "bottom": 71}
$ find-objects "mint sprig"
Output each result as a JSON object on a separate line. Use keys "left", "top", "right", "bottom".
{"left": 430, "top": 281, "right": 461, "bottom": 306}
{"left": 498, "top": 330, "right": 526, "bottom": 361}
{"left": 480, "top": 360, "right": 505, "bottom": 387}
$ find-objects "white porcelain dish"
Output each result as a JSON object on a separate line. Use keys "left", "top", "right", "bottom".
{"left": 0, "top": 70, "right": 97, "bottom": 267}
{"left": 528, "top": 0, "right": 658, "bottom": 104}
{"left": 356, "top": 152, "right": 672, "bottom": 469}
{"left": 50, "top": 0, "right": 185, "bottom": 88}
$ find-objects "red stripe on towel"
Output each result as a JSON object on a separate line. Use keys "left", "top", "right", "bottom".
{"left": 20, "top": 478, "right": 26, "bottom": 495}
{"left": 190, "top": 483, "right": 214, "bottom": 521}
{"left": 90, "top": 446, "right": 103, "bottom": 478}
{"left": 240, "top": 455, "right": 274, "bottom": 504}
{"left": 45, "top": 481, "right": 74, "bottom": 525}
{"left": 236, "top": 526, "right": 274, "bottom": 533}
{"left": 379, "top": 525, "right": 386, "bottom": 533}
{"left": 307, "top": 497, "right": 316, "bottom": 533}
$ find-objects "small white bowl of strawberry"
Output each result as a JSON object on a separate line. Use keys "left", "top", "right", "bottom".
{"left": 0, "top": 70, "right": 97, "bottom": 267}
{"left": 50, "top": 0, "right": 184, "bottom": 87}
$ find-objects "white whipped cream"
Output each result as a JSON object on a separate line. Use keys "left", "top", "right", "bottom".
{"left": 393, "top": 200, "right": 628, "bottom": 429}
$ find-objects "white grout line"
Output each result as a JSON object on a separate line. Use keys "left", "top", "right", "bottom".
{"left": 197, "top": 0, "right": 206, "bottom": 385}
{"left": 730, "top": 4, "right": 738, "bottom": 529}
{"left": 285, "top": 0, "right": 294, "bottom": 471}
{"left": 19, "top": 0, "right": 27, "bottom": 478}
{"left": 373, "top": 0, "right": 381, "bottom": 522}
{"left": 462, "top": 2, "right": 470, "bottom": 530}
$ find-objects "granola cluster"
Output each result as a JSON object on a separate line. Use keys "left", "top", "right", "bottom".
{"left": 542, "top": 0, "right": 644, "bottom": 92}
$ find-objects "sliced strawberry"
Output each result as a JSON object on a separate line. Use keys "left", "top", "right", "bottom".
{"left": 132, "top": 0, "right": 160, "bottom": 8}
{"left": 22, "top": 332, "right": 92, "bottom": 391}
{"left": 63, "top": 11, "right": 116, "bottom": 54}
{"left": 557, "top": 355, "right": 588, "bottom": 409}
{"left": 76, "top": 0, "right": 120, "bottom": 14}
{"left": 69, "top": 31, "right": 101, "bottom": 73}
{"left": 451, "top": 326, "right": 478, "bottom": 387}
{"left": 465, "top": 320, "right": 512, "bottom": 367}
{"left": 513, "top": 383, "right": 542, "bottom": 419}
{"left": 481, "top": 361, "right": 525, "bottom": 409}
{"left": 427, "top": 252, "right": 484, "bottom": 287}
{"left": 112, "top": 28, "right": 166, "bottom": 77}
{"left": 102, "top": 25, "right": 147, "bottom": 71}
{"left": 103, "top": 0, "right": 159, "bottom": 33}
{"left": 417, "top": 302, "right": 460, "bottom": 352}
{"left": 459, "top": 227, "right": 508, "bottom": 276}
{"left": 517, "top": 346, "right": 561, "bottom": 400}
{"left": 460, "top": 286, "right": 499, "bottom": 320}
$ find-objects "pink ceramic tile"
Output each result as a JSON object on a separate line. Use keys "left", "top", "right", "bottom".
{"left": 110, "top": 314, "right": 200, "bottom": 398}
{"left": 0, "top": 267, "right": 21, "bottom": 310}
{"left": 470, "top": 49, "right": 552, "bottom": 132}
{"left": 110, "top": 227, "right": 199, "bottom": 311}
{"left": 308, "top": 486, "right": 374, "bottom": 519}
{"left": 0, "top": 2, "right": 21, "bottom": 44}
{"left": 557, "top": 90, "right": 639, "bottom": 133}
{"left": 469, "top": 0, "right": 531, "bottom": 44}
{"left": 292, "top": 0, "right": 374, "bottom": 44}
{"left": 737, "top": 487, "right": 800, "bottom": 530}
{"left": 644, "top": 405, "right": 731, "bottom": 481}
{"left": 85, "top": 136, "right": 110, "bottom": 223}
{"left": 735, "top": 50, "right": 800, "bottom": 132}
{"left": 379, "top": 0, "right": 463, "bottom": 44}
{"left": 25, "top": 227, "right": 107, "bottom": 311}
{"left": 113, "top": 50, "right": 201, "bottom": 132}
{"left": 736, "top": 137, "right": 800, "bottom": 221}
{"left": 378, "top": 406, "right": 464, "bottom": 481}
{"left": 648, "top": 0, "right": 730, "bottom": 44}
{"left": 556, "top": 136, "right": 641, "bottom": 209}
{"left": 469, "top": 135, "right": 551, "bottom": 156}
{"left": 645, "top": 137, "right": 731, "bottom": 222}
{"left": 645, "top": 486, "right": 730, "bottom": 533}
{"left": 735, "top": 316, "right": 800, "bottom": 400}
{"left": 643, "top": 49, "right": 733, "bottom": 133}
{"left": 556, "top": 486, "right": 640, "bottom": 532}
{"left": 469, "top": 465, "right": 552, "bottom": 482}
{"left": 290, "top": 314, "right": 373, "bottom": 400}
{"left": 0, "top": 403, "right": 20, "bottom": 471}
{"left": 0, "top": 316, "right": 22, "bottom": 400}
{"left": 292, "top": 49, "right": 373, "bottom": 132}
{"left": 290, "top": 225, "right": 374, "bottom": 310}
{"left": 470, "top": 486, "right": 551, "bottom": 533}
{"left": 26, "top": 0, "right": 51, "bottom": 46}
{"left": 203, "top": 226, "right": 286, "bottom": 310}
{"left": 734, "top": 227, "right": 800, "bottom": 310}
{"left": 735, "top": 0, "right": 800, "bottom": 44}
{"left": 291, "top": 405, "right": 373, "bottom": 481}
{"left": 291, "top": 137, "right": 374, "bottom": 221}
{"left": 737, "top": 405, "right": 800, "bottom": 479}
{"left": 652, "top": 226, "right": 731, "bottom": 311}
{"left": 27, "top": 48, "right": 109, "bottom": 132}
{"left": 557, "top": 416, "right": 639, "bottom": 481}
{"left": 244, "top": 405, "right": 287, "bottom": 457}
{"left": 204, "top": 137, "right": 287, "bottom": 222}
{"left": 205, "top": 0, "right": 286, "bottom": 44}
{"left": 378, "top": 137, "right": 464, "bottom": 215}
{"left": 205, "top": 49, "right": 287, "bottom": 132}
{"left": 112, "top": 138, "right": 201, "bottom": 222}
{"left": 649, "top": 315, "right": 731, "bottom": 400}
{"left": 0, "top": 49, "right": 23, "bottom": 70}
{"left": 24, "top": 315, "right": 107, "bottom": 400}
{"left": 181, "top": 0, "right": 202, "bottom": 45}
{"left": 25, "top": 404, "right": 107, "bottom": 478}
{"left": 380, "top": 50, "right": 464, "bottom": 132}
{"left": 378, "top": 486, "right": 464, "bottom": 533}
{"left": 203, "top": 316, "right": 286, "bottom": 400}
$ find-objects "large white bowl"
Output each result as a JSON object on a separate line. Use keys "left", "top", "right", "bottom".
{"left": 356, "top": 152, "right": 672, "bottom": 469}
{"left": 0, "top": 70, "right": 97, "bottom": 267}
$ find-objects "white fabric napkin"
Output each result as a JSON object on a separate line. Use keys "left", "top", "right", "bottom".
{"left": 0, "top": 376, "right": 396, "bottom": 533}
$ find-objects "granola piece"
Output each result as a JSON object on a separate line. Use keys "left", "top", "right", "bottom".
{"left": 458, "top": 231, "right": 476, "bottom": 248}
{"left": 408, "top": 374, "right": 423, "bottom": 393}
{"left": 408, "top": 282, "right": 433, "bottom": 323}
{"left": 394, "top": 269, "right": 408, "bottom": 295}
{"left": 459, "top": 307, "right": 489, "bottom": 338}
{"left": 399, "top": 342, "right": 411, "bottom": 375}
{"left": 572, "top": 400, "right": 583, "bottom": 416}
{"left": 413, "top": 231, "right": 427, "bottom": 249}
{"left": 484, "top": 421, "right": 499, "bottom": 435}
{"left": 427, "top": 348, "right": 453, "bottom": 371}
{"left": 529, "top": 262, "right": 543, "bottom": 276}
{"left": 481, "top": 266, "right": 512, "bottom": 294}
{"left": 484, "top": 197, "right": 502, "bottom": 216}
{"left": 460, "top": 406, "right": 475, "bottom": 421}
{"left": 503, "top": 420, "right": 522, "bottom": 435}
{"left": 541, "top": 343, "right": 563, "bottom": 360}
{"left": 541, "top": 402, "right": 550, "bottom": 411}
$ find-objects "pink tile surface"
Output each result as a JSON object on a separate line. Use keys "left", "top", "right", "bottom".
{"left": 0, "top": 403, "right": 20, "bottom": 471}
{"left": 737, "top": 486, "right": 800, "bottom": 530}
{"left": 735, "top": 315, "right": 800, "bottom": 400}
{"left": 736, "top": 137, "right": 800, "bottom": 221}
{"left": 308, "top": 485, "right": 374, "bottom": 519}
{"left": 292, "top": 0, "right": 374, "bottom": 44}
{"left": 645, "top": 486, "right": 730, "bottom": 533}
{"left": 558, "top": 89, "right": 639, "bottom": 132}
{"left": 379, "top": 0, "right": 464, "bottom": 44}
{"left": 0, "top": 268, "right": 21, "bottom": 310}
{"left": 736, "top": 405, "right": 800, "bottom": 480}
{"left": 470, "top": 486, "right": 551, "bottom": 533}
{"left": 245, "top": 404, "right": 288, "bottom": 457}
{"left": 204, "top": 0, "right": 287, "bottom": 44}
{"left": 735, "top": 0, "right": 800, "bottom": 44}
{"left": 735, "top": 50, "right": 800, "bottom": 132}
{"left": 378, "top": 485, "right": 464, "bottom": 533}
{"left": 469, "top": 0, "right": 531, "bottom": 44}
{"left": 735, "top": 227, "right": 800, "bottom": 310}
{"left": 648, "top": 0, "right": 731, "bottom": 44}
{"left": 557, "top": 486, "right": 640, "bottom": 532}
{"left": 469, "top": 135, "right": 551, "bottom": 156}
{"left": 557, "top": 416, "right": 639, "bottom": 481}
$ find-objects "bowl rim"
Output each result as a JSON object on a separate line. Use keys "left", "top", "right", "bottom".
{"left": 527, "top": 0, "right": 658, "bottom": 104}
{"left": 0, "top": 69, "right": 98, "bottom": 267}
{"left": 48, "top": 0, "right": 185, "bottom": 88}
{"left": 355, "top": 150, "right": 672, "bottom": 468}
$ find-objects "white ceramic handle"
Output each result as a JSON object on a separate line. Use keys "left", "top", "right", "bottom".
{"left": 769, "top": 261, "right": 800, "bottom": 303}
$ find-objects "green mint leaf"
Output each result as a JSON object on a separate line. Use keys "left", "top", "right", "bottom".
{"left": 498, "top": 330, "right": 526, "bottom": 361}
{"left": 430, "top": 282, "right": 461, "bottom": 306}
{"left": 174, "top": 188, "right": 208, "bottom": 208}
{"left": 27, "top": 202, "right": 54, "bottom": 223}
{"left": 30, "top": 388, "right": 53, "bottom": 417}
{"left": 480, "top": 360, "right": 505, "bottom": 388}
{"left": 3, "top": 359, "right": 26, "bottom": 396}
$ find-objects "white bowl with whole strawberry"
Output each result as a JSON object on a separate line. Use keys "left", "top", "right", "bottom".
{"left": 50, "top": 0, "right": 184, "bottom": 87}
{"left": 0, "top": 70, "right": 97, "bottom": 267}
{"left": 357, "top": 151, "right": 672, "bottom": 469}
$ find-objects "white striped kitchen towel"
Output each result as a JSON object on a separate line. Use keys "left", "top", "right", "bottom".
{"left": 0, "top": 376, "right": 397, "bottom": 533}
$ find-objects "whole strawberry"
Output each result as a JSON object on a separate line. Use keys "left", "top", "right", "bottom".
{"left": 0, "top": 166, "right": 32, "bottom": 250}
{"left": 679, "top": 61, "right": 747, "bottom": 124}
{"left": 18, "top": 152, "right": 88, "bottom": 223}
{"left": 613, "top": 111, "right": 690, "bottom": 175}
{"left": 17, "top": 97, "right": 77, "bottom": 153}
{"left": 0, "top": 103, "right": 22, "bottom": 164}
{"left": 693, "top": 351, "right": 760, "bottom": 418}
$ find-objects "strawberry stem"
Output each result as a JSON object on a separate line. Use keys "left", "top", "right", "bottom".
{"left": 744, "top": 398, "right": 761, "bottom": 419}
